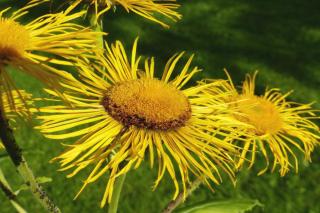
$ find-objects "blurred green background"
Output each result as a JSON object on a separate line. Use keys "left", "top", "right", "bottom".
{"left": 0, "top": 0, "right": 319, "bottom": 212}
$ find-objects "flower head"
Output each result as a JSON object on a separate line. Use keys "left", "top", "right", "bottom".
{"left": 213, "top": 72, "right": 320, "bottom": 176}
{"left": 37, "top": 39, "right": 239, "bottom": 207}
{"left": 0, "top": 0, "right": 103, "bottom": 110}
{"left": 81, "top": 0, "right": 181, "bottom": 27}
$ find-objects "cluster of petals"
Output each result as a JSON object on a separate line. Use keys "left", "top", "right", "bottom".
{"left": 204, "top": 72, "right": 320, "bottom": 176}
{"left": 78, "top": 0, "right": 181, "bottom": 26}
{"left": 0, "top": 0, "right": 104, "bottom": 111}
{"left": 36, "top": 39, "right": 249, "bottom": 207}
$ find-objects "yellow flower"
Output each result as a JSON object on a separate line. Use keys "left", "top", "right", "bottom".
{"left": 0, "top": 90, "right": 34, "bottom": 148}
{"left": 37, "top": 39, "right": 239, "bottom": 207}
{"left": 0, "top": 0, "right": 103, "bottom": 110}
{"left": 81, "top": 0, "right": 181, "bottom": 27}
{"left": 212, "top": 72, "right": 320, "bottom": 176}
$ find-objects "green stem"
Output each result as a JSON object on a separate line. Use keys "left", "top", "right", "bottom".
{"left": 0, "top": 103, "right": 61, "bottom": 213}
{"left": 162, "top": 178, "right": 203, "bottom": 213}
{"left": 108, "top": 174, "right": 126, "bottom": 213}
{"left": 0, "top": 168, "right": 27, "bottom": 213}
{"left": 88, "top": 7, "right": 105, "bottom": 49}
{"left": 87, "top": 7, "right": 127, "bottom": 213}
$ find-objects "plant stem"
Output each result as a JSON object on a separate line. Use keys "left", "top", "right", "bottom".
{"left": 108, "top": 174, "right": 126, "bottom": 213}
{"left": 0, "top": 104, "right": 61, "bottom": 213}
{"left": 88, "top": 7, "right": 105, "bottom": 49}
{"left": 162, "top": 178, "right": 203, "bottom": 213}
{"left": 0, "top": 168, "right": 27, "bottom": 213}
{"left": 87, "top": 7, "right": 127, "bottom": 213}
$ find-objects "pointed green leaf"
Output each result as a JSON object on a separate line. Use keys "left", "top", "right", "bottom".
{"left": 178, "top": 199, "right": 263, "bottom": 213}
{"left": 17, "top": 176, "right": 52, "bottom": 193}
{"left": 16, "top": 183, "right": 29, "bottom": 193}
{"left": 36, "top": 176, "right": 52, "bottom": 184}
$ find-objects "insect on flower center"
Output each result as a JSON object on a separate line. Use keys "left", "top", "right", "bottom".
{"left": 0, "top": 19, "right": 30, "bottom": 63}
{"left": 234, "top": 95, "right": 283, "bottom": 135}
{"left": 102, "top": 78, "right": 192, "bottom": 130}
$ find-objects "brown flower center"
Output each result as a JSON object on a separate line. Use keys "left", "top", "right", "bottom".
{"left": 102, "top": 78, "right": 192, "bottom": 130}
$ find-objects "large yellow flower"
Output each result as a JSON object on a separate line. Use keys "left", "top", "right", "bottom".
{"left": 36, "top": 39, "right": 241, "bottom": 207}
{"left": 209, "top": 72, "right": 320, "bottom": 176}
{"left": 0, "top": 0, "right": 103, "bottom": 110}
{"left": 80, "top": 0, "right": 181, "bottom": 26}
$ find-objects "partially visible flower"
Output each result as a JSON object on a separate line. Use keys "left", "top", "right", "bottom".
{"left": 1, "top": 90, "right": 34, "bottom": 119}
{"left": 82, "top": 0, "right": 181, "bottom": 27}
{"left": 207, "top": 72, "right": 320, "bottom": 176}
{"left": 36, "top": 39, "right": 240, "bottom": 207}
{"left": 0, "top": 90, "right": 34, "bottom": 148}
{"left": 0, "top": 0, "right": 103, "bottom": 110}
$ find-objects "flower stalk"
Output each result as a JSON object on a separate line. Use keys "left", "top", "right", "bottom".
{"left": 162, "top": 178, "right": 203, "bottom": 213}
{"left": 108, "top": 174, "right": 126, "bottom": 213}
{"left": 88, "top": 7, "right": 127, "bottom": 213}
{"left": 0, "top": 168, "right": 27, "bottom": 213}
{"left": 88, "top": 6, "right": 105, "bottom": 49}
{"left": 0, "top": 102, "right": 61, "bottom": 213}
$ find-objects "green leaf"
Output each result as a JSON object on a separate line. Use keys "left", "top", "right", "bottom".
{"left": 16, "top": 184, "right": 29, "bottom": 193}
{"left": 16, "top": 176, "right": 52, "bottom": 193}
{"left": 178, "top": 199, "right": 263, "bottom": 213}
{"left": 36, "top": 176, "right": 52, "bottom": 184}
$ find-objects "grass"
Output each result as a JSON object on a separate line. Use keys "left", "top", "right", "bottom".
{"left": 1, "top": 0, "right": 320, "bottom": 212}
